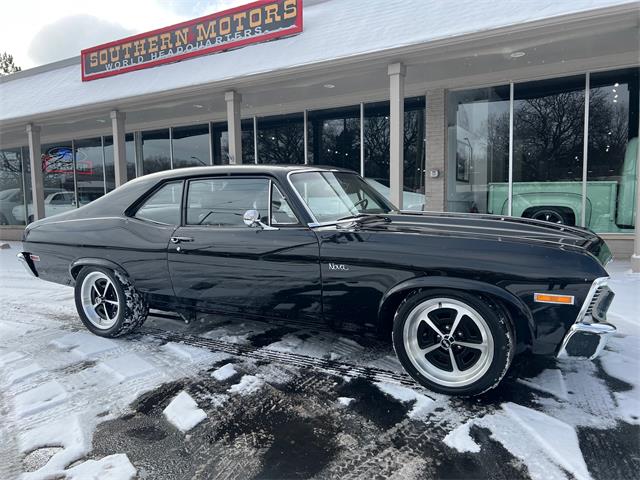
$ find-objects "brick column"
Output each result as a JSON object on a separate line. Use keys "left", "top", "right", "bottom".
{"left": 425, "top": 89, "right": 446, "bottom": 212}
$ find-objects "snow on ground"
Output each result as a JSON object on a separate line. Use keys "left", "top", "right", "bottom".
{"left": 0, "top": 241, "right": 639, "bottom": 479}
{"left": 162, "top": 391, "right": 207, "bottom": 433}
{"left": 64, "top": 454, "right": 136, "bottom": 480}
{"left": 212, "top": 363, "right": 237, "bottom": 381}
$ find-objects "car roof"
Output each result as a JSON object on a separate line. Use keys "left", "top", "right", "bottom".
{"left": 130, "top": 164, "right": 357, "bottom": 183}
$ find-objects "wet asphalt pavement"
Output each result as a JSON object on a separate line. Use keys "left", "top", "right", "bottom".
{"left": 81, "top": 313, "right": 639, "bottom": 480}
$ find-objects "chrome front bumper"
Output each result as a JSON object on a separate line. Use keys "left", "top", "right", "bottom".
{"left": 557, "top": 277, "right": 615, "bottom": 360}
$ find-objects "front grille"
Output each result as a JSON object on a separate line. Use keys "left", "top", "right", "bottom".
{"left": 586, "top": 285, "right": 614, "bottom": 322}
{"left": 585, "top": 286, "right": 605, "bottom": 317}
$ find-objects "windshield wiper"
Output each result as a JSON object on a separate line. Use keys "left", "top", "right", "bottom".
{"left": 335, "top": 213, "right": 391, "bottom": 226}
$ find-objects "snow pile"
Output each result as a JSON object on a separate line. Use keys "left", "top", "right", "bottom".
{"left": 375, "top": 382, "right": 435, "bottom": 419}
{"left": 228, "top": 375, "right": 265, "bottom": 396}
{"left": 163, "top": 391, "right": 207, "bottom": 433}
{"left": 337, "top": 397, "right": 355, "bottom": 407}
{"left": 443, "top": 421, "right": 481, "bottom": 453}
{"left": 65, "top": 453, "right": 136, "bottom": 480}
{"left": 212, "top": 363, "right": 237, "bottom": 381}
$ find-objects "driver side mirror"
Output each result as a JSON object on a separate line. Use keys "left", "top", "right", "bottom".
{"left": 243, "top": 209, "right": 278, "bottom": 230}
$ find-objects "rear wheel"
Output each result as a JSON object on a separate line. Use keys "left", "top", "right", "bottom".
{"left": 525, "top": 207, "right": 574, "bottom": 225}
{"left": 74, "top": 267, "right": 148, "bottom": 337}
{"left": 392, "top": 289, "right": 514, "bottom": 396}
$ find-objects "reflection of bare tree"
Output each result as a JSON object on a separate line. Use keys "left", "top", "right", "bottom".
{"left": 588, "top": 88, "right": 629, "bottom": 179}
{"left": 486, "top": 110, "right": 510, "bottom": 182}
{"left": 364, "top": 111, "right": 425, "bottom": 192}
{"left": 316, "top": 118, "right": 359, "bottom": 170}
{"left": 0, "top": 150, "right": 24, "bottom": 197}
{"left": 258, "top": 123, "right": 304, "bottom": 164}
{"left": 144, "top": 155, "right": 171, "bottom": 174}
{"left": 404, "top": 110, "right": 425, "bottom": 192}
{"left": 514, "top": 91, "right": 585, "bottom": 182}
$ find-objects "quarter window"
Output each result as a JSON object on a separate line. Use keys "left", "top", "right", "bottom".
{"left": 135, "top": 181, "right": 183, "bottom": 225}
{"left": 271, "top": 184, "right": 299, "bottom": 225}
{"left": 187, "top": 178, "right": 269, "bottom": 226}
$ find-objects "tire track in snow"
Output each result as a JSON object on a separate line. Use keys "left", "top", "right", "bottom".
{"left": 140, "top": 327, "right": 420, "bottom": 389}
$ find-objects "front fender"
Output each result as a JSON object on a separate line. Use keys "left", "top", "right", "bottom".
{"left": 378, "top": 276, "right": 535, "bottom": 351}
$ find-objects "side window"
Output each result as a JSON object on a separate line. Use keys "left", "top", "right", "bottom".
{"left": 271, "top": 184, "right": 299, "bottom": 225}
{"left": 187, "top": 178, "right": 269, "bottom": 226}
{"left": 135, "top": 181, "right": 183, "bottom": 225}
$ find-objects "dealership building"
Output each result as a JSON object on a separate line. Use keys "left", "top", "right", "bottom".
{"left": 1, "top": 0, "right": 639, "bottom": 262}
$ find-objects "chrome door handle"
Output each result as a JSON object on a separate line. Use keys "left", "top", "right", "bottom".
{"left": 170, "top": 236, "right": 194, "bottom": 244}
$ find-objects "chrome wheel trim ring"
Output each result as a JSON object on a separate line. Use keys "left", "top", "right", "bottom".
{"left": 80, "top": 271, "right": 120, "bottom": 330}
{"left": 402, "top": 298, "right": 494, "bottom": 388}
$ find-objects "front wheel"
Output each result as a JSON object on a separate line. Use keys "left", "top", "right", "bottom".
{"left": 74, "top": 267, "right": 149, "bottom": 337}
{"left": 392, "top": 290, "right": 514, "bottom": 396}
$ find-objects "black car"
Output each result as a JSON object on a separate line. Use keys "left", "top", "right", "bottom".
{"left": 18, "top": 166, "right": 616, "bottom": 396}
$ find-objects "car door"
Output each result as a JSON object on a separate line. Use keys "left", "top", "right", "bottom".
{"left": 167, "top": 176, "right": 322, "bottom": 321}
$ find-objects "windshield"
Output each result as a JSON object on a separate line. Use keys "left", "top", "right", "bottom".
{"left": 289, "top": 171, "right": 395, "bottom": 223}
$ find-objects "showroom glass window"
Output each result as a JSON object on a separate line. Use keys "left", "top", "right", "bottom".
{"left": 172, "top": 124, "right": 210, "bottom": 168}
{"left": 74, "top": 137, "right": 105, "bottom": 205}
{"left": 0, "top": 147, "right": 27, "bottom": 225}
{"left": 446, "top": 87, "right": 510, "bottom": 214}
{"left": 103, "top": 133, "right": 137, "bottom": 189}
{"left": 41, "top": 141, "right": 75, "bottom": 219}
{"left": 257, "top": 113, "right": 304, "bottom": 164}
{"left": 211, "top": 120, "right": 254, "bottom": 165}
{"left": 512, "top": 75, "right": 586, "bottom": 224}
{"left": 141, "top": 129, "right": 171, "bottom": 174}
{"left": 307, "top": 106, "right": 360, "bottom": 171}
{"left": 363, "top": 97, "right": 426, "bottom": 209}
{"left": 587, "top": 67, "right": 639, "bottom": 233}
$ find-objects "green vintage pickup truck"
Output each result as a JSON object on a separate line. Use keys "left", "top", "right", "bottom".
{"left": 488, "top": 138, "right": 637, "bottom": 232}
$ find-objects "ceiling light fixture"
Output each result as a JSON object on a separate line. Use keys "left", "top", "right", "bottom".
{"left": 193, "top": 104, "right": 204, "bottom": 108}
{"left": 323, "top": 84, "right": 335, "bottom": 89}
{"left": 510, "top": 51, "right": 526, "bottom": 58}
{"left": 96, "top": 119, "right": 107, "bottom": 123}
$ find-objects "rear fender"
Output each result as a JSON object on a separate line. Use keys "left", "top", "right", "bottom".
{"left": 69, "top": 257, "right": 129, "bottom": 283}
{"left": 378, "top": 277, "right": 535, "bottom": 351}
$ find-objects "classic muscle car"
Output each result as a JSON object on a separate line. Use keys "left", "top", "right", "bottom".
{"left": 18, "top": 166, "right": 616, "bottom": 396}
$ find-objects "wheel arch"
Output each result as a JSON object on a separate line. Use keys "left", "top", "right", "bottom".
{"left": 378, "top": 277, "right": 535, "bottom": 352}
{"left": 69, "top": 257, "right": 129, "bottom": 282}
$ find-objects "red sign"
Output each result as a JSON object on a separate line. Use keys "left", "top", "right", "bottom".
{"left": 81, "top": 0, "right": 303, "bottom": 81}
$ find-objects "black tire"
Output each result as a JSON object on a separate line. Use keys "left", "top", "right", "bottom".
{"left": 392, "top": 289, "right": 514, "bottom": 396}
{"left": 74, "top": 266, "right": 149, "bottom": 337}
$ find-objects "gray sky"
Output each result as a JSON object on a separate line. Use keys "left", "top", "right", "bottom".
{"left": 2, "top": 0, "right": 246, "bottom": 70}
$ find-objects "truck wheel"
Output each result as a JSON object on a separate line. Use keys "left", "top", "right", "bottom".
{"left": 526, "top": 207, "right": 574, "bottom": 225}
{"left": 74, "top": 267, "right": 149, "bottom": 337}
{"left": 392, "top": 289, "right": 514, "bottom": 396}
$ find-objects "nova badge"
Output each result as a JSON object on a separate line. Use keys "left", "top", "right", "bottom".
{"left": 328, "top": 263, "right": 349, "bottom": 271}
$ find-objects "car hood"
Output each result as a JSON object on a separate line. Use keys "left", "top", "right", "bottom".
{"left": 353, "top": 211, "right": 613, "bottom": 266}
